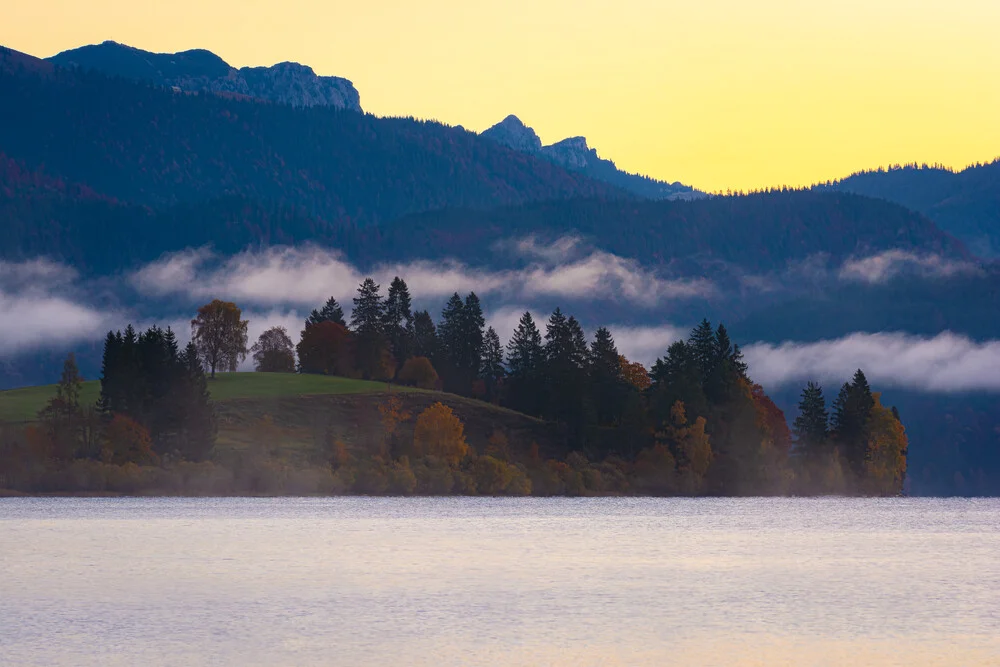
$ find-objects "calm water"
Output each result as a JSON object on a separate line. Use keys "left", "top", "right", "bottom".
{"left": 1, "top": 498, "right": 998, "bottom": 666}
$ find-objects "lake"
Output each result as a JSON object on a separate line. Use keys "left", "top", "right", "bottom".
{"left": 1, "top": 497, "right": 998, "bottom": 666}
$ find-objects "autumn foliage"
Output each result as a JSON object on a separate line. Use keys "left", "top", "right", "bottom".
{"left": 413, "top": 402, "right": 469, "bottom": 465}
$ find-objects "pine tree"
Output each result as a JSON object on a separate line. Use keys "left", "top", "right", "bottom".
{"left": 412, "top": 310, "right": 438, "bottom": 359}
{"left": 505, "top": 312, "right": 544, "bottom": 416}
{"left": 383, "top": 277, "right": 414, "bottom": 365}
{"left": 351, "top": 278, "right": 391, "bottom": 379}
{"left": 832, "top": 369, "right": 875, "bottom": 475}
{"left": 689, "top": 319, "right": 716, "bottom": 377}
{"left": 435, "top": 293, "right": 466, "bottom": 392}
{"left": 480, "top": 326, "right": 505, "bottom": 403}
{"left": 306, "top": 297, "right": 346, "bottom": 328}
{"left": 589, "top": 327, "right": 625, "bottom": 426}
{"left": 350, "top": 278, "right": 384, "bottom": 335}
{"left": 793, "top": 381, "right": 829, "bottom": 460}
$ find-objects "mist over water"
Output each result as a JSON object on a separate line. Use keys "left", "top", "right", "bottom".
{"left": 2, "top": 497, "right": 999, "bottom": 666}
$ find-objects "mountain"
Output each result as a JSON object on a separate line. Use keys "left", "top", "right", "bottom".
{"left": 0, "top": 46, "right": 626, "bottom": 229}
{"left": 481, "top": 115, "right": 702, "bottom": 200}
{"left": 48, "top": 41, "right": 363, "bottom": 111}
{"left": 820, "top": 160, "right": 1000, "bottom": 258}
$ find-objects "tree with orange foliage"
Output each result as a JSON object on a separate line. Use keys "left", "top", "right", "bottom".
{"left": 397, "top": 356, "right": 439, "bottom": 389}
{"left": 103, "top": 414, "right": 159, "bottom": 465}
{"left": 413, "top": 402, "right": 469, "bottom": 465}
{"left": 619, "top": 355, "right": 651, "bottom": 392}
{"left": 296, "top": 321, "right": 355, "bottom": 376}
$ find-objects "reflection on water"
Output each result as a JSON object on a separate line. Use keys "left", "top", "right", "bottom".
{"left": 2, "top": 497, "right": 998, "bottom": 666}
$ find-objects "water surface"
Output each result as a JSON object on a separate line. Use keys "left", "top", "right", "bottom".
{"left": 2, "top": 497, "right": 998, "bottom": 666}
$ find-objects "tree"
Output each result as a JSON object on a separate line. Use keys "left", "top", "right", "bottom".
{"left": 832, "top": 369, "right": 875, "bottom": 475}
{"left": 102, "top": 414, "right": 158, "bottom": 465}
{"left": 251, "top": 326, "right": 296, "bottom": 372}
{"left": 296, "top": 321, "right": 354, "bottom": 376}
{"left": 191, "top": 300, "right": 249, "bottom": 378}
{"left": 173, "top": 342, "right": 217, "bottom": 461}
{"left": 350, "top": 279, "right": 392, "bottom": 379}
{"left": 435, "top": 293, "right": 465, "bottom": 390}
{"left": 350, "top": 278, "right": 384, "bottom": 335}
{"left": 619, "top": 355, "right": 651, "bottom": 392}
{"left": 864, "top": 393, "right": 908, "bottom": 496}
{"left": 38, "top": 353, "right": 86, "bottom": 461}
{"left": 657, "top": 401, "right": 713, "bottom": 494}
{"left": 480, "top": 327, "right": 505, "bottom": 403}
{"left": 397, "top": 356, "right": 439, "bottom": 389}
{"left": 383, "top": 276, "right": 414, "bottom": 366}
{"left": 306, "top": 297, "right": 346, "bottom": 328}
{"left": 793, "top": 382, "right": 829, "bottom": 460}
{"left": 589, "top": 327, "right": 625, "bottom": 426}
{"left": 412, "top": 310, "right": 438, "bottom": 360}
{"left": 377, "top": 393, "right": 412, "bottom": 458}
{"left": 413, "top": 402, "right": 469, "bottom": 465}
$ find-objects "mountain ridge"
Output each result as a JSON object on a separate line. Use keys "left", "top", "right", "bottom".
{"left": 481, "top": 114, "right": 703, "bottom": 200}
{"left": 48, "top": 40, "right": 363, "bottom": 111}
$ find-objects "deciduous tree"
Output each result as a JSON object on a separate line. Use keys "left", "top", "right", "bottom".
{"left": 191, "top": 300, "right": 249, "bottom": 378}
{"left": 251, "top": 326, "right": 296, "bottom": 373}
{"left": 413, "top": 402, "right": 469, "bottom": 465}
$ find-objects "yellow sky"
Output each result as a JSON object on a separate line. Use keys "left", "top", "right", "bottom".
{"left": 5, "top": 0, "right": 1000, "bottom": 192}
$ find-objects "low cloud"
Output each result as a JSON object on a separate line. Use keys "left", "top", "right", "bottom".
{"left": 838, "top": 250, "right": 981, "bottom": 284}
{"left": 745, "top": 332, "right": 1000, "bottom": 392}
{"left": 0, "top": 260, "right": 117, "bottom": 356}
{"left": 611, "top": 324, "right": 688, "bottom": 365}
{"left": 132, "top": 240, "right": 714, "bottom": 309}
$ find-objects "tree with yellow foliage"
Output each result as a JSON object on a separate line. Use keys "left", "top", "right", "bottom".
{"left": 413, "top": 402, "right": 469, "bottom": 465}
{"left": 864, "top": 393, "right": 908, "bottom": 496}
{"left": 658, "top": 400, "right": 712, "bottom": 494}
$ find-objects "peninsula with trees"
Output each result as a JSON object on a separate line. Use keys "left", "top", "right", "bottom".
{"left": 0, "top": 276, "right": 908, "bottom": 497}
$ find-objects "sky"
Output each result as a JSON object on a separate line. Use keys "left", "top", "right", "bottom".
{"left": 4, "top": 0, "right": 1000, "bottom": 192}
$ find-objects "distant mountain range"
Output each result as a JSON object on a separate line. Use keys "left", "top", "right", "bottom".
{"left": 481, "top": 115, "right": 703, "bottom": 200}
{"left": 48, "top": 41, "right": 363, "bottom": 111}
{"left": 820, "top": 160, "right": 1000, "bottom": 258}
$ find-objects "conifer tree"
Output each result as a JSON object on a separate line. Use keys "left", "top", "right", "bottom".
{"left": 832, "top": 369, "right": 875, "bottom": 475}
{"left": 793, "top": 381, "right": 829, "bottom": 459}
{"left": 412, "top": 310, "right": 438, "bottom": 359}
{"left": 383, "top": 277, "right": 414, "bottom": 365}
{"left": 480, "top": 326, "right": 505, "bottom": 403}
{"left": 351, "top": 278, "right": 392, "bottom": 379}
{"left": 505, "top": 312, "right": 544, "bottom": 416}
{"left": 306, "top": 297, "right": 346, "bottom": 328}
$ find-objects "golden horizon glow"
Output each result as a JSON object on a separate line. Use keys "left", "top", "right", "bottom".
{"left": 4, "top": 0, "right": 1000, "bottom": 192}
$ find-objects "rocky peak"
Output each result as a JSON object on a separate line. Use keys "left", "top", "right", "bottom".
{"left": 48, "top": 42, "right": 362, "bottom": 112}
{"left": 481, "top": 115, "right": 543, "bottom": 153}
{"left": 540, "top": 136, "right": 596, "bottom": 170}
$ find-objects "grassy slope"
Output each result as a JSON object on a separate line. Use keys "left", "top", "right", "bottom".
{"left": 0, "top": 373, "right": 405, "bottom": 423}
{"left": 0, "top": 372, "right": 565, "bottom": 462}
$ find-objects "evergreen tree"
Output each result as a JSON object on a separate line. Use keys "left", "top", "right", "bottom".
{"left": 793, "top": 381, "right": 829, "bottom": 459}
{"left": 689, "top": 319, "right": 716, "bottom": 377}
{"left": 460, "top": 292, "right": 486, "bottom": 389}
{"left": 351, "top": 278, "right": 391, "bottom": 379}
{"left": 412, "top": 310, "right": 438, "bottom": 359}
{"left": 542, "top": 310, "right": 592, "bottom": 437}
{"left": 480, "top": 326, "right": 505, "bottom": 403}
{"left": 173, "top": 342, "right": 216, "bottom": 461}
{"left": 505, "top": 311, "right": 544, "bottom": 416}
{"left": 589, "top": 327, "right": 625, "bottom": 426}
{"left": 306, "top": 297, "right": 346, "bottom": 328}
{"left": 435, "top": 293, "right": 466, "bottom": 392}
{"left": 832, "top": 369, "right": 875, "bottom": 475}
{"left": 383, "top": 277, "right": 414, "bottom": 365}
{"left": 350, "top": 278, "right": 384, "bottom": 335}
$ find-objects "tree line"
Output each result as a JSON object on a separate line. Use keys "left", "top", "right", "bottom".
{"left": 0, "top": 275, "right": 908, "bottom": 496}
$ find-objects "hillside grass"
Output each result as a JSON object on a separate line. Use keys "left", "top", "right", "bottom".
{"left": 0, "top": 372, "right": 407, "bottom": 423}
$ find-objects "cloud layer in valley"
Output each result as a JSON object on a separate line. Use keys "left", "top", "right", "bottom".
{"left": 745, "top": 332, "right": 1000, "bottom": 392}
{"left": 0, "top": 260, "right": 118, "bottom": 356}
{"left": 131, "top": 241, "right": 715, "bottom": 309}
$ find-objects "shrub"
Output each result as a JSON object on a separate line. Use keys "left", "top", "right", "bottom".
{"left": 397, "top": 356, "right": 439, "bottom": 389}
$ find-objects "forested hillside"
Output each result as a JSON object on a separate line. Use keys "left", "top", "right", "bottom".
{"left": 0, "top": 46, "right": 625, "bottom": 227}
{"left": 822, "top": 161, "right": 1000, "bottom": 257}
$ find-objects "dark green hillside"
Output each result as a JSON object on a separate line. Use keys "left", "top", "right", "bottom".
{"left": 0, "top": 46, "right": 625, "bottom": 227}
